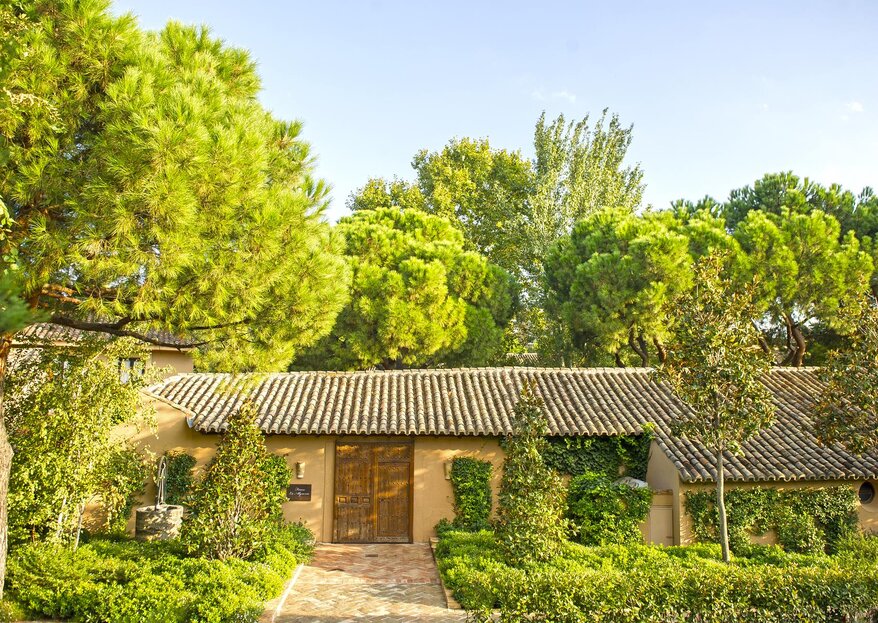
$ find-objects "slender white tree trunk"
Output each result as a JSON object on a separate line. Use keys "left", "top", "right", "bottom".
{"left": 0, "top": 336, "right": 13, "bottom": 599}
{"left": 716, "top": 448, "right": 730, "bottom": 563}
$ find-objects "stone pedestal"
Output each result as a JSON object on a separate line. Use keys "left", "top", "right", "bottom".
{"left": 135, "top": 504, "right": 184, "bottom": 541}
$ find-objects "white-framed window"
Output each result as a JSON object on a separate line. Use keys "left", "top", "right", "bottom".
{"left": 119, "top": 357, "right": 144, "bottom": 383}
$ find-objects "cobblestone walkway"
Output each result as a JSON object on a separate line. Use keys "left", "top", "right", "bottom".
{"left": 273, "top": 543, "right": 466, "bottom": 622}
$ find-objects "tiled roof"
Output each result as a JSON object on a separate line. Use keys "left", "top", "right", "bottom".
{"left": 144, "top": 367, "right": 878, "bottom": 483}
{"left": 14, "top": 323, "right": 194, "bottom": 349}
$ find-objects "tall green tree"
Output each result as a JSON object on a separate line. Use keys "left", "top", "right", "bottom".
{"left": 655, "top": 254, "right": 775, "bottom": 563}
{"left": 814, "top": 295, "right": 878, "bottom": 454}
{"left": 294, "top": 207, "right": 517, "bottom": 369}
{"left": 411, "top": 138, "right": 533, "bottom": 280}
{"left": 543, "top": 208, "right": 692, "bottom": 366}
{"left": 0, "top": 0, "right": 347, "bottom": 595}
{"left": 527, "top": 110, "right": 644, "bottom": 280}
{"left": 734, "top": 209, "right": 872, "bottom": 366}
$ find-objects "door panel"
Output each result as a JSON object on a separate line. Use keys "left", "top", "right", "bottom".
{"left": 334, "top": 442, "right": 412, "bottom": 543}
{"left": 334, "top": 443, "right": 374, "bottom": 543}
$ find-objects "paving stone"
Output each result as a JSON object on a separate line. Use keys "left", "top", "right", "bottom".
{"left": 274, "top": 543, "right": 466, "bottom": 623}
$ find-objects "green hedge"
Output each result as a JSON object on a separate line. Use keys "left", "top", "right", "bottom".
{"left": 448, "top": 457, "right": 493, "bottom": 531}
{"left": 685, "top": 486, "right": 859, "bottom": 554}
{"left": 163, "top": 451, "right": 197, "bottom": 507}
{"left": 567, "top": 472, "right": 652, "bottom": 545}
{"left": 435, "top": 530, "right": 878, "bottom": 622}
{"left": 6, "top": 523, "right": 313, "bottom": 623}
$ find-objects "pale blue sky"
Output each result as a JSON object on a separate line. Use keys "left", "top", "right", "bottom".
{"left": 111, "top": 1, "right": 878, "bottom": 221}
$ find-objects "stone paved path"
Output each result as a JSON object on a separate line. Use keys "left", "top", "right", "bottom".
{"left": 273, "top": 543, "right": 466, "bottom": 622}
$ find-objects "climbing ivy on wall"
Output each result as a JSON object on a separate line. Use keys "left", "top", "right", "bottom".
{"left": 448, "top": 457, "right": 493, "bottom": 532}
{"left": 685, "top": 486, "right": 859, "bottom": 554}
{"left": 541, "top": 430, "right": 653, "bottom": 480}
{"left": 163, "top": 451, "right": 197, "bottom": 507}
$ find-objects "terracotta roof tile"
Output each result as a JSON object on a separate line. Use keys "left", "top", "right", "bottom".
{"left": 144, "top": 367, "right": 878, "bottom": 483}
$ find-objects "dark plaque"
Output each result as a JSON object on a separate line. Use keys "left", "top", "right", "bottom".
{"left": 286, "top": 484, "right": 312, "bottom": 501}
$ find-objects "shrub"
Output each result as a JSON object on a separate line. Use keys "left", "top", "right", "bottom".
{"left": 163, "top": 451, "right": 197, "bottom": 507}
{"left": 495, "top": 385, "right": 567, "bottom": 565}
{"left": 182, "top": 402, "right": 293, "bottom": 560}
{"left": 435, "top": 530, "right": 878, "bottom": 621}
{"left": 567, "top": 472, "right": 652, "bottom": 545}
{"left": 6, "top": 524, "right": 313, "bottom": 623}
{"left": 685, "top": 486, "right": 859, "bottom": 554}
{"left": 448, "top": 457, "right": 493, "bottom": 531}
{"left": 542, "top": 432, "right": 652, "bottom": 480}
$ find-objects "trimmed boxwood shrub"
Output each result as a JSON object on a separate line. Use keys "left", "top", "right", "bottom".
{"left": 449, "top": 457, "right": 493, "bottom": 531}
{"left": 567, "top": 472, "right": 652, "bottom": 545}
{"left": 435, "top": 530, "right": 878, "bottom": 622}
{"left": 6, "top": 523, "right": 313, "bottom": 623}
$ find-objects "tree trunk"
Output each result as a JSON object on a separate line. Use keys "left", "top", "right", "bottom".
{"left": 652, "top": 337, "right": 667, "bottom": 364}
{"left": 0, "top": 335, "right": 13, "bottom": 599}
{"left": 628, "top": 327, "right": 648, "bottom": 367}
{"left": 751, "top": 321, "right": 772, "bottom": 359}
{"left": 614, "top": 351, "right": 624, "bottom": 367}
{"left": 785, "top": 314, "right": 806, "bottom": 367}
{"left": 716, "top": 448, "right": 730, "bottom": 563}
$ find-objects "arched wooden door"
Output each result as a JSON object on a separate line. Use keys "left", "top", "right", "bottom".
{"left": 333, "top": 441, "right": 413, "bottom": 543}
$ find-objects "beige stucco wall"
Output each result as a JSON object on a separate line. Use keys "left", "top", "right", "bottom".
{"left": 148, "top": 349, "right": 193, "bottom": 377}
{"left": 126, "top": 401, "right": 506, "bottom": 542}
{"left": 124, "top": 402, "right": 878, "bottom": 545}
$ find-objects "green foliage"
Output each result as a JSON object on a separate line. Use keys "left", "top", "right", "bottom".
{"left": 435, "top": 530, "right": 878, "bottom": 622}
{"left": 163, "top": 452, "right": 197, "bottom": 507}
{"left": 448, "top": 457, "right": 493, "bottom": 532}
{"left": 656, "top": 253, "right": 775, "bottom": 562}
{"left": 294, "top": 207, "right": 517, "bottom": 369}
{"left": 815, "top": 297, "right": 878, "bottom": 453}
{"left": 5, "top": 524, "right": 313, "bottom": 623}
{"left": 6, "top": 339, "right": 155, "bottom": 543}
{"left": 182, "top": 403, "right": 292, "bottom": 560}
{"left": 1, "top": 0, "right": 348, "bottom": 370}
{"left": 542, "top": 433, "right": 652, "bottom": 480}
{"left": 411, "top": 138, "right": 533, "bottom": 282}
{"left": 544, "top": 208, "right": 692, "bottom": 365}
{"left": 734, "top": 208, "right": 872, "bottom": 365}
{"left": 496, "top": 385, "right": 567, "bottom": 565}
{"left": 684, "top": 486, "right": 859, "bottom": 554}
{"left": 100, "top": 449, "right": 149, "bottom": 534}
{"left": 567, "top": 473, "right": 652, "bottom": 545}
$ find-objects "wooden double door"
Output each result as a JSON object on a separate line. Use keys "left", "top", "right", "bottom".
{"left": 333, "top": 441, "right": 413, "bottom": 543}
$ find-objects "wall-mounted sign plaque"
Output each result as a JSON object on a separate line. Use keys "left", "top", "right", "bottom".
{"left": 286, "top": 484, "right": 312, "bottom": 501}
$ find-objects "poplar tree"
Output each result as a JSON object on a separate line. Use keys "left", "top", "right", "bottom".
{"left": 0, "top": 0, "right": 347, "bottom": 594}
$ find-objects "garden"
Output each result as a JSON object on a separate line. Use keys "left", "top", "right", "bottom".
{"left": 0, "top": 344, "right": 312, "bottom": 622}
{"left": 434, "top": 387, "right": 878, "bottom": 623}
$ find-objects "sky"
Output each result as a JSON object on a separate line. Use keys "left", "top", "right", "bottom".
{"left": 111, "top": 0, "right": 878, "bottom": 222}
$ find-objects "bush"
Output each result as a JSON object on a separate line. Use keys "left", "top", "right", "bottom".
{"left": 495, "top": 385, "right": 567, "bottom": 565}
{"left": 448, "top": 457, "right": 493, "bottom": 531}
{"left": 6, "top": 524, "right": 313, "bottom": 623}
{"left": 435, "top": 530, "right": 878, "bottom": 622}
{"left": 163, "top": 451, "right": 197, "bottom": 507}
{"left": 183, "top": 402, "right": 293, "bottom": 559}
{"left": 567, "top": 472, "right": 652, "bottom": 545}
{"left": 685, "top": 486, "right": 859, "bottom": 554}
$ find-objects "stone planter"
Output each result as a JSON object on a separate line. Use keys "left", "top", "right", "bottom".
{"left": 135, "top": 504, "right": 184, "bottom": 541}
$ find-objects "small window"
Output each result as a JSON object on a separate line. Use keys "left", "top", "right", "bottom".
{"left": 119, "top": 357, "right": 143, "bottom": 383}
{"left": 859, "top": 482, "right": 875, "bottom": 505}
